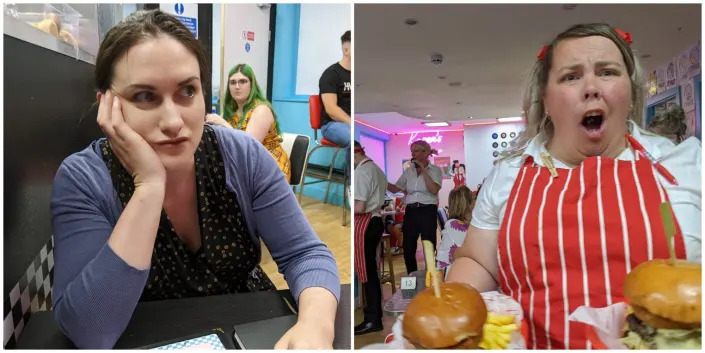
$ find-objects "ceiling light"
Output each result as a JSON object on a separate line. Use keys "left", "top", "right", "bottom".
{"left": 497, "top": 117, "right": 524, "bottom": 123}
{"left": 425, "top": 114, "right": 432, "bottom": 118}
{"left": 404, "top": 18, "right": 418, "bottom": 26}
{"left": 464, "top": 121, "right": 497, "bottom": 126}
{"left": 423, "top": 122, "right": 450, "bottom": 127}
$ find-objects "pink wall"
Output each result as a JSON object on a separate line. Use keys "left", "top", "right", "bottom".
{"left": 359, "top": 134, "right": 386, "bottom": 172}
{"left": 385, "top": 130, "right": 465, "bottom": 208}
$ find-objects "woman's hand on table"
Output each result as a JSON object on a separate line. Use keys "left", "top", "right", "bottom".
{"left": 274, "top": 287, "right": 337, "bottom": 349}
{"left": 274, "top": 320, "right": 334, "bottom": 349}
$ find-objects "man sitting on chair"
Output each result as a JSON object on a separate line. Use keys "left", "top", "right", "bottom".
{"left": 353, "top": 141, "right": 387, "bottom": 335}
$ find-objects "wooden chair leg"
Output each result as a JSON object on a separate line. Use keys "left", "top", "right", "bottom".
{"left": 385, "top": 237, "right": 396, "bottom": 293}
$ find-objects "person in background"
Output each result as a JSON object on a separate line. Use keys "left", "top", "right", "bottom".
{"left": 647, "top": 104, "right": 688, "bottom": 144}
{"left": 447, "top": 23, "right": 700, "bottom": 349}
{"left": 50, "top": 10, "right": 339, "bottom": 349}
{"left": 205, "top": 63, "right": 290, "bottom": 181}
{"left": 382, "top": 196, "right": 405, "bottom": 255}
{"left": 437, "top": 185, "right": 475, "bottom": 276}
{"left": 352, "top": 141, "right": 387, "bottom": 335}
{"left": 319, "top": 30, "right": 352, "bottom": 183}
{"left": 453, "top": 163, "right": 467, "bottom": 189}
{"left": 387, "top": 140, "right": 443, "bottom": 274}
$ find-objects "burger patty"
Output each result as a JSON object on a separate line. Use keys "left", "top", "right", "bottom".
{"left": 625, "top": 313, "right": 658, "bottom": 349}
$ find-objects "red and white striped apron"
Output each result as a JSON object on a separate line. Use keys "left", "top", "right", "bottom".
{"left": 497, "top": 149, "right": 686, "bottom": 349}
{"left": 354, "top": 159, "right": 374, "bottom": 283}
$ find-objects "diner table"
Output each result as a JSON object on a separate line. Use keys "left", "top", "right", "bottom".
{"left": 16, "top": 284, "right": 351, "bottom": 349}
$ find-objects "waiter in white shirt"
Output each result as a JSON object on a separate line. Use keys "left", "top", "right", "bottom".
{"left": 387, "top": 140, "right": 443, "bottom": 274}
{"left": 353, "top": 141, "right": 388, "bottom": 335}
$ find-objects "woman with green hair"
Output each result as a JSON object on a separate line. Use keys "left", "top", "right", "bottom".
{"left": 207, "top": 64, "right": 291, "bottom": 181}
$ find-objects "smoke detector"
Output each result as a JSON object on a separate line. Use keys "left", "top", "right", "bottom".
{"left": 431, "top": 53, "right": 443, "bottom": 65}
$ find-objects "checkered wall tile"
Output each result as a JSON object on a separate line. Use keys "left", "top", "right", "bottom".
{"left": 4, "top": 236, "right": 54, "bottom": 349}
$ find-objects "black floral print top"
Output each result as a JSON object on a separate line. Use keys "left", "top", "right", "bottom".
{"left": 99, "top": 126, "right": 276, "bottom": 301}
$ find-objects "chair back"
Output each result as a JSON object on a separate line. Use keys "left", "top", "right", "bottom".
{"left": 309, "top": 95, "right": 322, "bottom": 130}
{"left": 281, "top": 133, "right": 311, "bottom": 186}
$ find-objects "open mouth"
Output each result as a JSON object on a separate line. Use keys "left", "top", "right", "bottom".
{"left": 581, "top": 112, "right": 604, "bottom": 131}
{"left": 580, "top": 110, "right": 607, "bottom": 139}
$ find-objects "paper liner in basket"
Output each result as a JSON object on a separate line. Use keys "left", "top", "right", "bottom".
{"left": 361, "top": 291, "right": 526, "bottom": 349}
{"left": 568, "top": 302, "right": 630, "bottom": 349}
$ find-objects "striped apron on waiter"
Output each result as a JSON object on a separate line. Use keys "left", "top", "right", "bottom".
{"left": 354, "top": 159, "right": 374, "bottom": 283}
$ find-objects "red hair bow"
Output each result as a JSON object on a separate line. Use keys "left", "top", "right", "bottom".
{"left": 615, "top": 28, "right": 632, "bottom": 45}
{"left": 537, "top": 45, "right": 549, "bottom": 60}
{"left": 538, "top": 28, "right": 632, "bottom": 60}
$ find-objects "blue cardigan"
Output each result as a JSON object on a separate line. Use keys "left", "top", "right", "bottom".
{"left": 50, "top": 125, "right": 340, "bottom": 348}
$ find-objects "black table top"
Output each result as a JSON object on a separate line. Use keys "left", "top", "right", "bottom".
{"left": 16, "top": 284, "right": 350, "bottom": 349}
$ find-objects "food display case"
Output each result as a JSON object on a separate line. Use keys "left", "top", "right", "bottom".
{"left": 4, "top": 3, "right": 99, "bottom": 62}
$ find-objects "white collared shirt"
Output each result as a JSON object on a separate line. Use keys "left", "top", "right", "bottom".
{"left": 354, "top": 158, "right": 388, "bottom": 217}
{"left": 395, "top": 163, "right": 443, "bottom": 205}
{"left": 471, "top": 121, "right": 702, "bottom": 263}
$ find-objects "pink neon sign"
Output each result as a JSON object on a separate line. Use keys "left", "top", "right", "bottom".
{"left": 408, "top": 131, "right": 445, "bottom": 145}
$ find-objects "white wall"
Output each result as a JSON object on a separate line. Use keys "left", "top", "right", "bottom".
{"left": 295, "top": 3, "right": 351, "bottom": 95}
{"left": 211, "top": 4, "right": 221, "bottom": 107}
{"left": 463, "top": 122, "right": 526, "bottom": 190}
{"left": 221, "top": 4, "right": 270, "bottom": 104}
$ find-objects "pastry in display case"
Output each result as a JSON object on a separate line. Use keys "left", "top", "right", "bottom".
{"left": 4, "top": 3, "right": 99, "bottom": 57}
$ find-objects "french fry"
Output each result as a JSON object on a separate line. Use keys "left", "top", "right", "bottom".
{"left": 487, "top": 312, "right": 516, "bottom": 325}
{"left": 486, "top": 323, "right": 518, "bottom": 333}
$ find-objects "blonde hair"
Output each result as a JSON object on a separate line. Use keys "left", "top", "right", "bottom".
{"left": 448, "top": 185, "right": 474, "bottom": 223}
{"left": 503, "top": 23, "right": 647, "bottom": 161}
{"left": 648, "top": 105, "right": 687, "bottom": 144}
{"left": 410, "top": 140, "right": 438, "bottom": 155}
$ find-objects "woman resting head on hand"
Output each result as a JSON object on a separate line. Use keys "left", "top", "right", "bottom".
{"left": 51, "top": 9, "right": 339, "bottom": 349}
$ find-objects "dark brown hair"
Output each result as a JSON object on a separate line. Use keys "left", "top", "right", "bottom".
{"left": 341, "top": 30, "right": 351, "bottom": 44}
{"left": 95, "top": 10, "right": 210, "bottom": 93}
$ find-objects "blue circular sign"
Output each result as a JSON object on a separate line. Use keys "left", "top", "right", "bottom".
{"left": 245, "top": 43, "right": 251, "bottom": 52}
{"left": 492, "top": 133, "right": 498, "bottom": 139}
{"left": 174, "top": 3, "right": 184, "bottom": 15}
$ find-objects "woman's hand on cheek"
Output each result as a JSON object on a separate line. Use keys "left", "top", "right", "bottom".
{"left": 97, "top": 90, "right": 166, "bottom": 188}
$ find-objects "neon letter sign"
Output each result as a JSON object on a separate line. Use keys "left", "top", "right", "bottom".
{"left": 408, "top": 131, "right": 444, "bottom": 145}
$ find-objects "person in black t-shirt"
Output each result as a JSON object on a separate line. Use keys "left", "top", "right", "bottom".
{"left": 319, "top": 30, "right": 351, "bottom": 181}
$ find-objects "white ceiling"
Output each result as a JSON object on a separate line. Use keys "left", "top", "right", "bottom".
{"left": 355, "top": 3, "right": 701, "bottom": 133}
